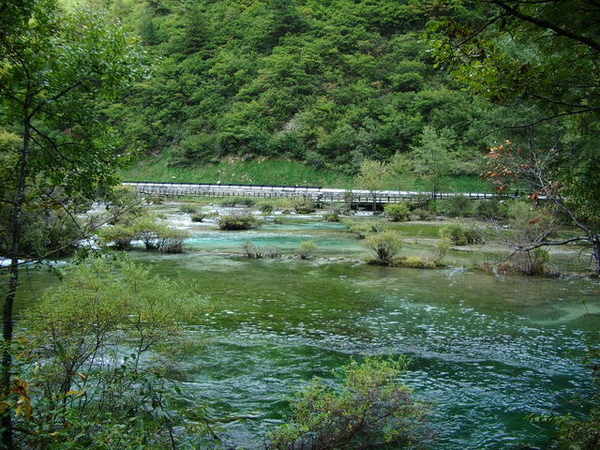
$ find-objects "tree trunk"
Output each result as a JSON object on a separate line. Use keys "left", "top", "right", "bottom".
{"left": 592, "top": 236, "right": 600, "bottom": 276}
{"left": 1, "top": 118, "right": 30, "bottom": 449}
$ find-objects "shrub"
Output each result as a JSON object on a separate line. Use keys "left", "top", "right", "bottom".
{"left": 268, "top": 356, "right": 428, "bottom": 449}
{"left": 265, "top": 246, "right": 282, "bottom": 258}
{"left": 440, "top": 224, "right": 484, "bottom": 245}
{"left": 322, "top": 210, "right": 340, "bottom": 222}
{"left": 472, "top": 199, "right": 508, "bottom": 220}
{"left": 220, "top": 197, "right": 255, "bottom": 207}
{"left": 242, "top": 241, "right": 263, "bottom": 258}
{"left": 343, "top": 219, "right": 384, "bottom": 239}
{"left": 384, "top": 202, "right": 411, "bottom": 222}
{"left": 507, "top": 200, "right": 559, "bottom": 242}
{"left": 291, "top": 197, "right": 316, "bottom": 214}
{"left": 257, "top": 201, "right": 274, "bottom": 214}
{"left": 412, "top": 208, "right": 433, "bottom": 220}
{"left": 134, "top": 216, "right": 169, "bottom": 250}
{"left": 398, "top": 256, "right": 436, "bottom": 269}
{"left": 499, "top": 248, "right": 553, "bottom": 276}
{"left": 364, "top": 231, "right": 403, "bottom": 265}
{"left": 158, "top": 228, "right": 189, "bottom": 253}
{"left": 19, "top": 209, "right": 81, "bottom": 257}
{"left": 434, "top": 239, "right": 451, "bottom": 265}
{"left": 97, "top": 224, "right": 136, "bottom": 250}
{"left": 17, "top": 259, "right": 212, "bottom": 448}
{"left": 439, "top": 195, "right": 473, "bottom": 217}
{"left": 297, "top": 241, "right": 317, "bottom": 259}
{"left": 179, "top": 205, "right": 197, "bottom": 214}
{"left": 191, "top": 213, "right": 206, "bottom": 222}
{"left": 218, "top": 212, "right": 261, "bottom": 230}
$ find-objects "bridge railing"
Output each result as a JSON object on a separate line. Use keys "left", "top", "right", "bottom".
{"left": 122, "top": 181, "right": 501, "bottom": 203}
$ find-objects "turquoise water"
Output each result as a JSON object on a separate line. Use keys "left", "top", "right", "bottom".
{"left": 131, "top": 218, "right": 600, "bottom": 449}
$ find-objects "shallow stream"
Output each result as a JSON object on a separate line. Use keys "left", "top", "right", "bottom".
{"left": 130, "top": 214, "right": 600, "bottom": 449}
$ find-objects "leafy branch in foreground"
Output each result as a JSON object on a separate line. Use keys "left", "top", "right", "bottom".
{"left": 13, "top": 258, "right": 216, "bottom": 448}
{"left": 268, "top": 356, "right": 429, "bottom": 449}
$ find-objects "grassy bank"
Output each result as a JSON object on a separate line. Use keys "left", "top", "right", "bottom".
{"left": 120, "top": 157, "right": 495, "bottom": 193}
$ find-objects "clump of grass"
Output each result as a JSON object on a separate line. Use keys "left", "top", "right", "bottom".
{"left": 242, "top": 241, "right": 262, "bottom": 258}
{"left": 218, "top": 212, "right": 262, "bottom": 230}
{"left": 292, "top": 197, "right": 316, "bottom": 214}
{"left": 220, "top": 197, "right": 256, "bottom": 207}
{"left": 396, "top": 256, "right": 437, "bottom": 269}
{"left": 343, "top": 219, "right": 386, "bottom": 239}
{"left": 297, "top": 241, "right": 318, "bottom": 259}
{"left": 179, "top": 205, "right": 197, "bottom": 214}
{"left": 440, "top": 224, "right": 484, "bottom": 245}
{"left": 322, "top": 210, "right": 340, "bottom": 222}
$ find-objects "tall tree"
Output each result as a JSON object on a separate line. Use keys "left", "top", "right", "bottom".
{"left": 0, "top": 0, "right": 140, "bottom": 445}
{"left": 355, "top": 159, "right": 389, "bottom": 211}
{"left": 426, "top": 0, "right": 600, "bottom": 273}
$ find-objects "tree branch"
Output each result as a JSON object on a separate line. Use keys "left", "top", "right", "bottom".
{"left": 489, "top": 0, "right": 600, "bottom": 52}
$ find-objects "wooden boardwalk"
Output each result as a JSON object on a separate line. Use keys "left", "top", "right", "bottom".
{"left": 122, "top": 181, "right": 499, "bottom": 206}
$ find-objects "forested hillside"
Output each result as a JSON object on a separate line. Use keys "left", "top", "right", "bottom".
{"left": 104, "top": 0, "right": 498, "bottom": 174}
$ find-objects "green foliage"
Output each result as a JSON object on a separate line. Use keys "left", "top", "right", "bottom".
{"left": 97, "top": 223, "right": 137, "bottom": 250}
{"left": 440, "top": 224, "right": 484, "bottom": 246}
{"left": 322, "top": 210, "right": 340, "bottom": 222}
{"left": 268, "top": 356, "right": 428, "bottom": 449}
{"left": 343, "top": 219, "right": 385, "bottom": 239}
{"left": 496, "top": 248, "right": 553, "bottom": 277}
{"left": 434, "top": 239, "right": 451, "bottom": 265}
{"left": 507, "top": 201, "right": 559, "bottom": 244}
{"left": 355, "top": 160, "right": 389, "bottom": 193}
{"left": 17, "top": 258, "right": 211, "bottom": 448}
{"left": 397, "top": 255, "right": 438, "bottom": 269}
{"left": 291, "top": 197, "right": 316, "bottom": 214}
{"left": 384, "top": 202, "right": 411, "bottom": 222}
{"left": 472, "top": 199, "right": 508, "bottom": 221}
{"left": 104, "top": 0, "right": 495, "bottom": 174}
{"left": 220, "top": 197, "right": 256, "bottom": 207}
{"left": 242, "top": 240, "right": 263, "bottom": 258}
{"left": 439, "top": 195, "right": 473, "bottom": 218}
{"left": 547, "top": 348, "right": 600, "bottom": 449}
{"left": 218, "top": 212, "right": 262, "bottom": 230}
{"left": 257, "top": 201, "right": 275, "bottom": 214}
{"left": 426, "top": 1, "right": 600, "bottom": 271}
{"left": 96, "top": 211, "right": 189, "bottom": 253}
{"left": 157, "top": 227, "right": 189, "bottom": 253}
{"left": 179, "top": 205, "right": 198, "bottom": 214}
{"left": 364, "top": 231, "right": 403, "bottom": 265}
{"left": 408, "top": 126, "right": 459, "bottom": 197}
{"left": 132, "top": 215, "right": 168, "bottom": 250}
{"left": 297, "top": 240, "right": 317, "bottom": 259}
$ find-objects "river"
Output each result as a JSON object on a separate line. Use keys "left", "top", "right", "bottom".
{"left": 126, "top": 212, "right": 600, "bottom": 449}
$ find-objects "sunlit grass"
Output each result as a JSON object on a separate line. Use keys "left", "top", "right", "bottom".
{"left": 121, "top": 158, "right": 495, "bottom": 193}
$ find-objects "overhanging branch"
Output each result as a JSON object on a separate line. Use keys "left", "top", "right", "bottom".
{"left": 489, "top": 0, "right": 600, "bottom": 52}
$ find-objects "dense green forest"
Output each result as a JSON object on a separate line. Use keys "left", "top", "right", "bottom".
{"left": 103, "top": 0, "right": 502, "bottom": 174}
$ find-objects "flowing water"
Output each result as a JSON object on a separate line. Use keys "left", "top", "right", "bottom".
{"left": 129, "top": 214, "right": 600, "bottom": 449}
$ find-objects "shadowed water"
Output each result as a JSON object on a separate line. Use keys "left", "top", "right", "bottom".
{"left": 131, "top": 218, "right": 600, "bottom": 449}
